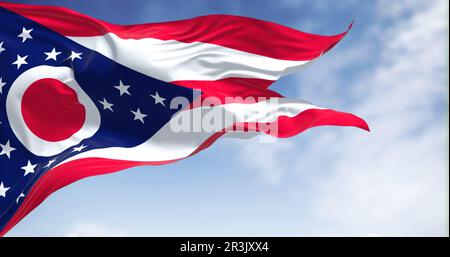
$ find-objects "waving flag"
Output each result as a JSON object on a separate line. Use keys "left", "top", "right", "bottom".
{"left": 0, "top": 2, "right": 368, "bottom": 236}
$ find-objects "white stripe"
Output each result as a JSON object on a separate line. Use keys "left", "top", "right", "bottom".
{"left": 68, "top": 33, "right": 309, "bottom": 82}
{"left": 56, "top": 99, "right": 321, "bottom": 166}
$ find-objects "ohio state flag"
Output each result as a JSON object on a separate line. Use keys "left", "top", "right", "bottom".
{"left": 0, "top": 2, "right": 368, "bottom": 236}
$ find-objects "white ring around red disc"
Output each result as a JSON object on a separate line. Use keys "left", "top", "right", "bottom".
{"left": 6, "top": 65, "right": 100, "bottom": 157}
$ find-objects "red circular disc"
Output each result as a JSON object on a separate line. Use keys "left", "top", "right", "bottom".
{"left": 21, "top": 78, "right": 86, "bottom": 142}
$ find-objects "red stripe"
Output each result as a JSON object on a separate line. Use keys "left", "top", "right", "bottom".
{"left": 0, "top": 2, "right": 351, "bottom": 61}
{"left": 174, "top": 77, "right": 274, "bottom": 90}
{"left": 173, "top": 78, "right": 282, "bottom": 111}
{"left": 0, "top": 107, "right": 368, "bottom": 236}
{"left": 173, "top": 78, "right": 281, "bottom": 105}
{"left": 232, "top": 108, "right": 370, "bottom": 138}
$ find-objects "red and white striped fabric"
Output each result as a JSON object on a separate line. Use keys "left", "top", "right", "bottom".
{"left": 0, "top": 2, "right": 369, "bottom": 236}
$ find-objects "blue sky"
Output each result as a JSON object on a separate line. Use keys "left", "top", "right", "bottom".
{"left": 3, "top": 0, "right": 449, "bottom": 236}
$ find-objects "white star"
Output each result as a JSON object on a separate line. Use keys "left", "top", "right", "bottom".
{"left": 68, "top": 51, "right": 82, "bottom": 61}
{"left": 44, "top": 47, "right": 61, "bottom": 61}
{"left": 0, "top": 41, "right": 5, "bottom": 54}
{"left": 72, "top": 144, "right": 87, "bottom": 152}
{"left": 0, "top": 77, "right": 6, "bottom": 94}
{"left": 16, "top": 193, "right": 25, "bottom": 204}
{"left": 0, "top": 182, "right": 10, "bottom": 198}
{"left": 44, "top": 158, "right": 56, "bottom": 168}
{"left": 99, "top": 98, "right": 114, "bottom": 112}
{"left": 114, "top": 80, "right": 131, "bottom": 96}
{"left": 131, "top": 108, "right": 148, "bottom": 124}
{"left": 150, "top": 91, "right": 166, "bottom": 107}
{"left": 12, "top": 54, "right": 28, "bottom": 69}
{"left": 17, "top": 27, "right": 33, "bottom": 43}
{"left": 0, "top": 140, "right": 16, "bottom": 159}
{"left": 21, "top": 160, "right": 37, "bottom": 176}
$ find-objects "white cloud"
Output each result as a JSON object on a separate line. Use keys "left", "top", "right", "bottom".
{"left": 238, "top": 134, "right": 295, "bottom": 185}
{"left": 65, "top": 222, "right": 128, "bottom": 237}
{"left": 234, "top": 0, "right": 449, "bottom": 236}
